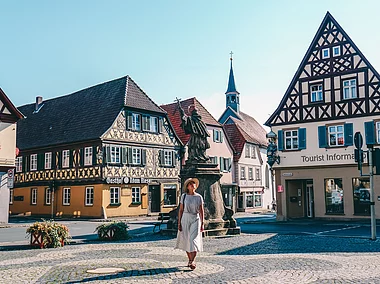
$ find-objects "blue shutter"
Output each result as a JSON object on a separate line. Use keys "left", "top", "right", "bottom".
{"left": 298, "top": 128, "right": 306, "bottom": 150}
{"left": 365, "top": 121, "right": 376, "bottom": 145}
{"left": 213, "top": 130, "right": 216, "bottom": 142}
{"left": 277, "top": 130, "right": 284, "bottom": 151}
{"left": 344, "top": 123, "right": 353, "bottom": 146}
{"left": 318, "top": 126, "right": 328, "bottom": 148}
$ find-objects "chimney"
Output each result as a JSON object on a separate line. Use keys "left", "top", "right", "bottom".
{"left": 35, "top": 96, "right": 43, "bottom": 112}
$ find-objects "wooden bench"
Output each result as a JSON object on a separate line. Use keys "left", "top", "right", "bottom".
{"left": 153, "top": 213, "right": 171, "bottom": 233}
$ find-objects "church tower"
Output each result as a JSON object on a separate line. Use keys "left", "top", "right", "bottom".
{"left": 225, "top": 52, "right": 240, "bottom": 113}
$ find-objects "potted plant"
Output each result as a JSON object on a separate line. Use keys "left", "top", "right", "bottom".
{"left": 26, "top": 220, "right": 71, "bottom": 248}
{"left": 95, "top": 221, "right": 130, "bottom": 241}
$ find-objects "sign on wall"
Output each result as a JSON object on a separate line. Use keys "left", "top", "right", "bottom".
{"left": 7, "top": 169, "right": 14, "bottom": 189}
{"left": 106, "top": 177, "right": 151, "bottom": 184}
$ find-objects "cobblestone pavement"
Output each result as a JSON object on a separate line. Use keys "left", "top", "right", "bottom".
{"left": 1, "top": 233, "right": 380, "bottom": 283}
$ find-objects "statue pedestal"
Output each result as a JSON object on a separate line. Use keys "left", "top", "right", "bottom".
{"left": 163, "top": 161, "right": 240, "bottom": 236}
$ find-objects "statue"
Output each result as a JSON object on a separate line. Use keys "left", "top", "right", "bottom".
{"left": 176, "top": 98, "right": 210, "bottom": 162}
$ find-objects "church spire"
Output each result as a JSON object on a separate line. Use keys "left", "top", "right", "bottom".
{"left": 225, "top": 51, "right": 240, "bottom": 113}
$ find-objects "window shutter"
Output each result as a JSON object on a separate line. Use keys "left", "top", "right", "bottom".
{"left": 92, "top": 146, "right": 97, "bottom": 165}
{"left": 37, "top": 153, "right": 44, "bottom": 170}
{"left": 344, "top": 123, "right": 354, "bottom": 146}
{"left": 220, "top": 131, "right": 223, "bottom": 143}
{"left": 69, "top": 150, "right": 74, "bottom": 168}
{"left": 172, "top": 151, "right": 177, "bottom": 167}
{"left": 127, "top": 111, "right": 133, "bottom": 130}
{"left": 158, "top": 150, "right": 163, "bottom": 166}
{"left": 128, "top": 147, "right": 133, "bottom": 165}
{"left": 365, "top": 121, "right": 375, "bottom": 145}
{"left": 58, "top": 151, "right": 62, "bottom": 169}
{"left": 228, "top": 158, "right": 232, "bottom": 172}
{"left": 298, "top": 128, "right": 307, "bottom": 150}
{"left": 141, "top": 149, "right": 147, "bottom": 166}
{"left": 318, "top": 126, "right": 328, "bottom": 148}
{"left": 219, "top": 157, "right": 223, "bottom": 171}
{"left": 158, "top": 118, "right": 163, "bottom": 133}
{"left": 106, "top": 146, "right": 111, "bottom": 163}
{"left": 122, "top": 147, "right": 128, "bottom": 164}
{"left": 80, "top": 148, "right": 84, "bottom": 166}
{"left": 277, "top": 130, "right": 284, "bottom": 151}
{"left": 23, "top": 155, "right": 27, "bottom": 172}
{"left": 52, "top": 152, "right": 56, "bottom": 169}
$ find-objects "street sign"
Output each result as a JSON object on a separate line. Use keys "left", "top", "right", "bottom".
{"left": 354, "top": 132, "right": 363, "bottom": 149}
{"left": 7, "top": 169, "right": 14, "bottom": 189}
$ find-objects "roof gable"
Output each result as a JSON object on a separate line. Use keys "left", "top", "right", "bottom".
{"left": 265, "top": 12, "right": 380, "bottom": 126}
{"left": 0, "top": 88, "right": 23, "bottom": 123}
{"left": 218, "top": 106, "right": 242, "bottom": 124}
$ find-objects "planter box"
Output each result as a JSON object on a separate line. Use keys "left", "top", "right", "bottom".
{"left": 30, "top": 233, "right": 64, "bottom": 249}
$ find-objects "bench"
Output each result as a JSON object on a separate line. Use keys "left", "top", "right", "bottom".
{"left": 153, "top": 212, "right": 171, "bottom": 233}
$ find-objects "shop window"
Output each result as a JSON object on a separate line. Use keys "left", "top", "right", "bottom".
{"left": 15, "top": 157, "right": 22, "bottom": 173}
{"left": 62, "top": 150, "right": 70, "bottom": 168}
{"left": 110, "top": 187, "right": 120, "bottom": 204}
{"left": 63, "top": 188, "right": 71, "bottom": 205}
{"left": 45, "top": 152, "right": 52, "bottom": 169}
{"left": 31, "top": 188, "right": 37, "bottom": 205}
{"left": 30, "top": 154, "right": 37, "bottom": 171}
{"left": 254, "top": 191, "right": 262, "bottom": 207}
{"left": 246, "top": 192, "right": 253, "bottom": 207}
{"left": 164, "top": 184, "right": 177, "bottom": 206}
{"left": 325, "top": 178, "right": 344, "bottom": 214}
{"left": 85, "top": 187, "right": 94, "bottom": 206}
{"left": 352, "top": 178, "right": 370, "bottom": 215}
{"left": 45, "top": 188, "right": 51, "bottom": 205}
{"left": 318, "top": 123, "right": 353, "bottom": 148}
{"left": 132, "top": 187, "right": 141, "bottom": 203}
{"left": 84, "top": 147, "right": 93, "bottom": 166}
{"left": 9, "top": 189, "right": 13, "bottom": 204}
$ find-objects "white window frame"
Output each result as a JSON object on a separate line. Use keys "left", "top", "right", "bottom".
{"left": 15, "top": 157, "right": 22, "bottom": 173}
{"left": 311, "top": 84, "right": 323, "bottom": 102}
{"left": 30, "top": 154, "right": 37, "bottom": 171}
{"left": 221, "top": 157, "right": 231, "bottom": 172}
{"left": 110, "top": 146, "right": 121, "bottom": 164}
{"left": 328, "top": 125, "right": 345, "bottom": 147}
{"left": 333, "top": 46, "right": 341, "bottom": 57}
{"left": 110, "top": 187, "right": 120, "bottom": 204}
{"left": 45, "top": 152, "right": 52, "bottom": 170}
{"left": 150, "top": 116, "right": 158, "bottom": 132}
{"left": 31, "top": 188, "right": 37, "bottom": 205}
{"left": 62, "top": 150, "right": 70, "bottom": 168}
{"left": 132, "top": 113, "right": 141, "bottom": 131}
{"left": 256, "top": 168, "right": 261, "bottom": 180}
{"left": 84, "top": 147, "right": 93, "bottom": 166}
{"left": 9, "top": 189, "right": 13, "bottom": 204}
{"left": 343, "top": 79, "right": 357, "bottom": 99}
{"left": 322, "top": 48, "right": 330, "bottom": 59}
{"left": 240, "top": 166, "right": 246, "bottom": 180}
{"left": 45, "top": 187, "right": 51, "bottom": 205}
{"left": 132, "top": 187, "right": 141, "bottom": 203}
{"left": 248, "top": 168, "right": 253, "bottom": 180}
{"left": 376, "top": 122, "right": 380, "bottom": 144}
{"left": 63, "top": 188, "right": 71, "bottom": 205}
{"left": 284, "top": 130, "right": 299, "bottom": 150}
{"left": 85, "top": 187, "right": 94, "bottom": 206}
{"left": 164, "top": 150, "right": 173, "bottom": 166}
{"left": 132, "top": 148, "right": 141, "bottom": 165}
{"left": 214, "top": 130, "right": 222, "bottom": 143}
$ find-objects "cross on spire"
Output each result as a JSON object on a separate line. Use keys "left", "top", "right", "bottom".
{"left": 230, "top": 51, "right": 233, "bottom": 60}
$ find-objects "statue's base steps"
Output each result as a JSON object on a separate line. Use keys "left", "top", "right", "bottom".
{"left": 161, "top": 227, "right": 241, "bottom": 237}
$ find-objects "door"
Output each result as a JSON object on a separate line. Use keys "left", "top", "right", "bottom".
{"left": 149, "top": 185, "right": 161, "bottom": 213}
{"left": 305, "top": 181, "right": 314, "bottom": 218}
{"left": 286, "top": 180, "right": 305, "bottom": 218}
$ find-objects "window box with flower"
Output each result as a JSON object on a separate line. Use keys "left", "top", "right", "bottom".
{"left": 95, "top": 221, "right": 130, "bottom": 241}
{"left": 26, "top": 220, "right": 71, "bottom": 249}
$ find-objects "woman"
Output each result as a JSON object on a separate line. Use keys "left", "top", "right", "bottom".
{"left": 175, "top": 177, "right": 205, "bottom": 270}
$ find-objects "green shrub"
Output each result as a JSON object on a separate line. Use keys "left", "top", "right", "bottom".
{"left": 95, "top": 221, "right": 130, "bottom": 241}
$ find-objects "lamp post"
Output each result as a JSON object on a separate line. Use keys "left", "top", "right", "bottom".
{"left": 266, "top": 130, "right": 281, "bottom": 211}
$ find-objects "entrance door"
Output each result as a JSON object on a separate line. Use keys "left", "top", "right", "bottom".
{"left": 286, "top": 180, "right": 305, "bottom": 218}
{"left": 305, "top": 182, "right": 314, "bottom": 218}
{"left": 149, "top": 185, "right": 160, "bottom": 213}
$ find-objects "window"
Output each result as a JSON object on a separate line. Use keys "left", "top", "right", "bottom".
{"left": 62, "top": 150, "right": 70, "bottom": 168}
{"left": 245, "top": 145, "right": 256, "bottom": 158}
{"left": 63, "top": 188, "right": 70, "bottom": 205}
{"left": 310, "top": 84, "right": 323, "bottom": 102}
{"left": 254, "top": 191, "right": 262, "bottom": 207}
{"left": 132, "top": 148, "right": 141, "bottom": 165}
{"left": 45, "top": 188, "right": 51, "bottom": 205}
{"left": 9, "top": 189, "right": 13, "bottom": 204}
{"left": 84, "top": 147, "right": 93, "bottom": 166}
{"left": 256, "top": 168, "right": 261, "bottom": 180}
{"left": 248, "top": 168, "right": 253, "bottom": 180}
{"left": 245, "top": 145, "right": 250, "bottom": 158}
{"left": 333, "top": 46, "right": 341, "bottom": 57}
{"left": 219, "top": 157, "right": 231, "bottom": 172}
{"left": 164, "top": 184, "right": 177, "bottom": 206}
{"left": 377, "top": 122, "right": 380, "bottom": 144}
{"left": 45, "top": 152, "right": 52, "bottom": 169}
{"left": 214, "top": 129, "right": 222, "bottom": 143}
{"left": 110, "top": 146, "right": 121, "bottom": 164}
{"left": 110, "top": 187, "right": 120, "bottom": 204}
{"left": 343, "top": 79, "right": 357, "bottom": 99}
{"left": 15, "top": 157, "right": 22, "bottom": 173}
{"left": 285, "top": 130, "right": 298, "bottom": 150}
{"left": 325, "top": 178, "right": 344, "bottom": 214}
{"left": 353, "top": 178, "right": 370, "bottom": 215}
{"left": 322, "top": 48, "right": 329, "bottom": 59}
{"left": 250, "top": 146, "right": 256, "bottom": 159}
{"left": 30, "top": 154, "right": 37, "bottom": 171}
{"left": 132, "top": 113, "right": 141, "bottom": 131}
{"left": 210, "top": 156, "right": 218, "bottom": 164}
{"left": 328, "top": 125, "right": 344, "bottom": 146}
{"left": 240, "top": 166, "right": 246, "bottom": 180}
{"left": 164, "top": 150, "right": 173, "bottom": 166}
{"left": 150, "top": 117, "right": 158, "bottom": 132}
{"left": 85, "top": 187, "right": 94, "bottom": 206}
{"left": 31, "top": 188, "right": 37, "bottom": 205}
{"left": 132, "top": 187, "right": 141, "bottom": 203}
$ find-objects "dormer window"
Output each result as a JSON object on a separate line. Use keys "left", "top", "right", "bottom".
{"left": 310, "top": 84, "right": 323, "bottom": 102}
{"left": 132, "top": 113, "right": 141, "bottom": 131}
{"left": 322, "top": 48, "right": 329, "bottom": 59}
{"left": 333, "top": 46, "right": 341, "bottom": 57}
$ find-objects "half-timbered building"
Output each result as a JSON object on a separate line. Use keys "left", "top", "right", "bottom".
{"left": 219, "top": 57, "right": 272, "bottom": 212}
{"left": 266, "top": 12, "right": 380, "bottom": 220}
{"left": 10, "top": 76, "right": 182, "bottom": 218}
{"left": 0, "top": 89, "right": 23, "bottom": 223}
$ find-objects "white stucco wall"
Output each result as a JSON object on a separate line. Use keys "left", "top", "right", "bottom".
{"left": 0, "top": 122, "right": 16, "bottom": 168}
{"left": 0, "top": 173, "right": 9, "bottom": 223}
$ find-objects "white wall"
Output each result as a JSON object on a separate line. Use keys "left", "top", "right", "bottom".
{"left": 0, "top": 123, "right": 16, "bottom": 168}
{"left": 0, "top": 173, "right": 9, "bottom": 223}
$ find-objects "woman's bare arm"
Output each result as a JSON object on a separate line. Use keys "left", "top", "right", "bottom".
{"left": 178, "top": 202, "right": 184, "bottom": 231}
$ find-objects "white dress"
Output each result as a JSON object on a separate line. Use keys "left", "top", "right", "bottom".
{"left": 175, "top": 193, "right": 204, "bottom": 252}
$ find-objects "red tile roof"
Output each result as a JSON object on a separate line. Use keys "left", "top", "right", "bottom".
{"left": 161, "top": 97, "right": 220, "bottom": 145}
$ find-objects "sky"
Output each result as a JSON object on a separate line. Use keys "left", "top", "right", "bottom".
{"left": 1, "top": 0, "right": 380, "bottom": 128}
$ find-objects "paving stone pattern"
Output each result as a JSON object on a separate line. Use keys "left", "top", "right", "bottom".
{"left": 1, "top": 233, "right": 380, "bottom": 283}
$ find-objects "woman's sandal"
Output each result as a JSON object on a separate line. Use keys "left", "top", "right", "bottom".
{"left": 189, "top": 261, "right": 196, "bottom": 270}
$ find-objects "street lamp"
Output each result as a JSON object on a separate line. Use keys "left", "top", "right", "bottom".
{"left": 266, "top": 130, "right": 280, "bottom": 211}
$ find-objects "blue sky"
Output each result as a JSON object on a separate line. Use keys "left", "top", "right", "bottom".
{"left": 1, "top": 0, "right": 380, "bottom": 126}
